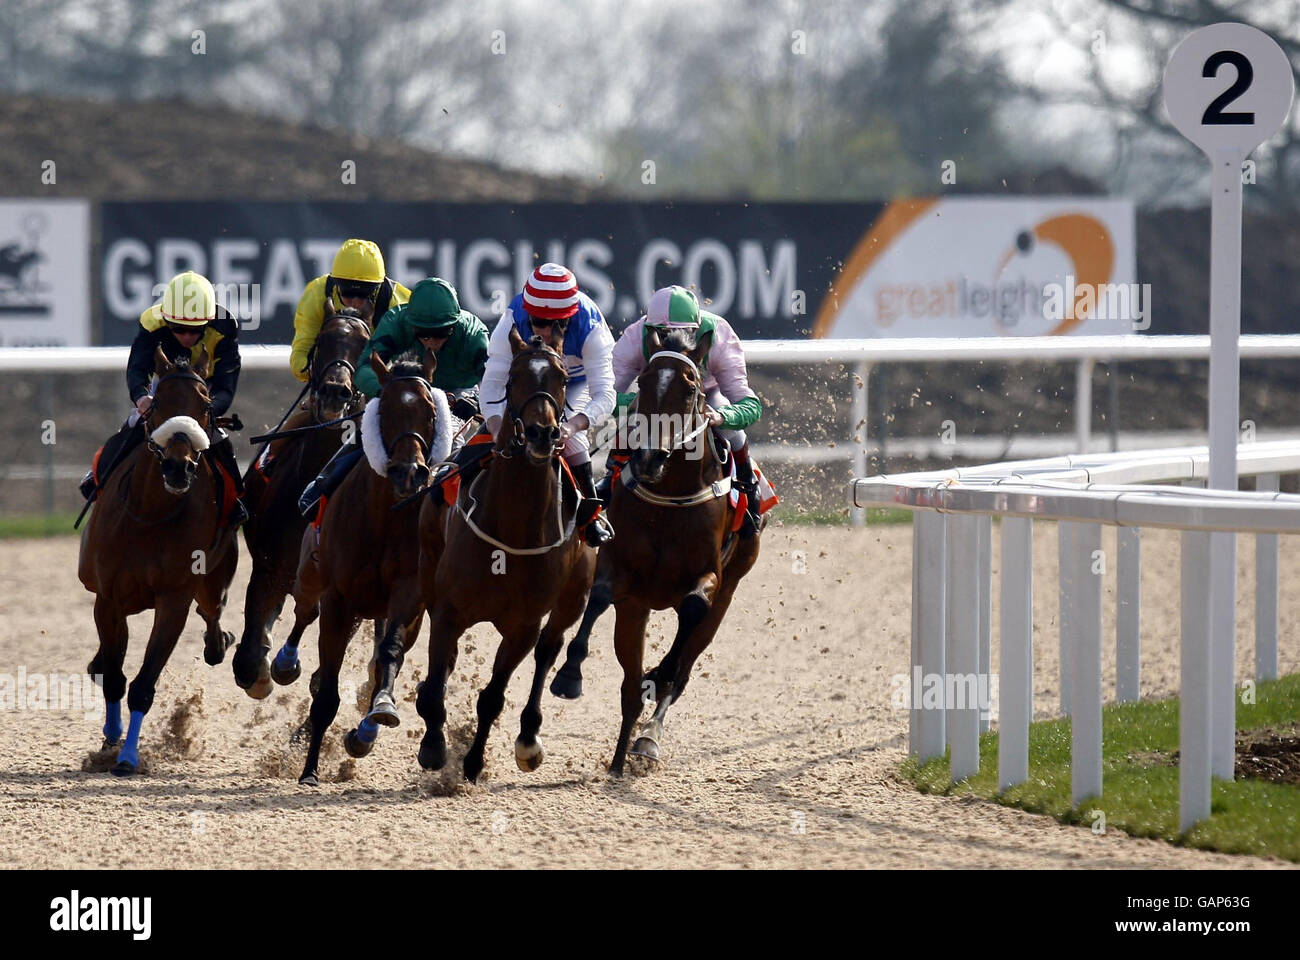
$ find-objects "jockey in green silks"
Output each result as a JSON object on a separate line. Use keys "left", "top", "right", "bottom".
{"left": 297, "top": 277, "right": 489, "bottom": 515}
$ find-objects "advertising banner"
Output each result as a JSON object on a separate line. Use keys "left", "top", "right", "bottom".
{"left": 0, "top": 200, "right": 91, "bottom": 347}
{"left": 99, "top": 198, "right": 1136, "bottom": 345}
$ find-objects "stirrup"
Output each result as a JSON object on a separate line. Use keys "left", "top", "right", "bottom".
{"left": 298, "top": 477, "right": 324, "bottom": 518}
{"left": 584, "top": 515, "right": 615, "bottom": 547}
{"left": 228, "top": 499, "right": 250, "bottom": 528}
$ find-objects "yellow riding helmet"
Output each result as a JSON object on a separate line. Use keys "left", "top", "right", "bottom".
{"left": 159, "top": 271, "right": 216, "bottom": 326}
{"left": 330, "top": 239, "right": 386, "bottom": 284}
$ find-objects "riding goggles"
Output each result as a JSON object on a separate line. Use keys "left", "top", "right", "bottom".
{"left": 335, "top": 280, "right": 381, "bottom": 302}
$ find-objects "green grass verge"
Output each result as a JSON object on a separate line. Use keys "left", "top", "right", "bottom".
{"left": 770, "top": 506, "right": 913, "bottom": 526}
{"left": 899, "top": 673, "right": 1300, "bottom": 861}
{"left": 0, "top": 512, "right": 83, "bottom": 539}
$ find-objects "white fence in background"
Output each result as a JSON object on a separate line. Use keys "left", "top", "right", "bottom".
{"left": 5, "top": 336, "right": 1300, "bottom": 525}
{"left": 849, "top": 440, "right": 1300, "bottom": 830}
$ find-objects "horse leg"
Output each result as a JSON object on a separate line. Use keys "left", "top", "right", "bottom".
{"left": 345, "top": 586, "right": 423, "bottom": 759}
{"left": 89, "top": 597, "right": 129, "bottom": 749}
{"left": 286, "top": 528, "right": 326, "bottom": 695}
{"left": 550, "top": 575, "right": 612, "bottom": 701}
{"left": 639, "top": 560, "right": 753, "bottom": 763}
{"left": 632, "top": 574, "right": 717, "bottom": 761}
{"left": 463, "top": 622, "right": 540, "bottom": 783}
{"left": 609, "top": 601, "right": 651, "bottom": 777}
{"left": 233, "top": 553, "right": 283, "bottom": 692}
{"left": 113, "top": 592, "right": 191, "bottom": 776}
{"left": 197, "top": 540, "right": 239, "bottom": 670}
{"left": 299, "top": 589, "right": 356, "bottom": 786}
{"left": 517, "top": 566, "right": 591, "bottom": 771}
{"left": 415, "top": 603, "right": 469, "bottom": 771}
{"left": 277, "top": 597, "right": 320, "bottom": 690}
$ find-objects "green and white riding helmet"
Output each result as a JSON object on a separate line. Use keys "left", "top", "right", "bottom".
{"left": 643, "top": 285, "right": 715, "bottom": 363}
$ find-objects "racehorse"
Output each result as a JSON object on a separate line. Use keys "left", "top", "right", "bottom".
{"left": 551, "top": 327, "right": 760, "bottom": 775}
{"left": 78, "top": 347, "right": 239, "bottom": 775}
{"left": 412, "top": 330, "right": 595, "bottom": 782}
{"left": 231, "top": 302, "right": 370, "bottom": 698}
{"left": 295, "top": 349, "right": 453, "bottom": 786}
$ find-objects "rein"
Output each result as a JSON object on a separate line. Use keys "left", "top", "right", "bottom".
{"left": 455, "top": 458, "right": 576, "bottom": 555}
{"left": 628, "top": 350, "right": 728, "bottom": 506}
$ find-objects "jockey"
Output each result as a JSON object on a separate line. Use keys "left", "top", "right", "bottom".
{"left": 288, "top": 238, "right": 411, "bottom": 383}
{"left": 297, "top": 277, "right": 489, "bottom": 515}
{"left": 79, "top": 270, "right": 248, "bottom": 525}
{"left": 603, "top": 285, "right": 765, "bottom": 535}
{"left": 453, "top": 262, "right": 616, "bottom": 547}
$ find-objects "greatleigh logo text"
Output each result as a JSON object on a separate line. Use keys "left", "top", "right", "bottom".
{"left": 49, "top": 891, "right": 151, "bottom": 941}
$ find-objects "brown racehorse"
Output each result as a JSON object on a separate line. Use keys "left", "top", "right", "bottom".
{"left": 232, "top": 302, "right": 370, "bottom": 698}
{"left": 413, "top": 330, "right": 595, "bottom": 782}
{"left": 295, "top": 349, "right": 452, "bottom": 786}
{"left": 551, "top": 328, "right": 760, "bottom": 775}
{"left": 78, "top": 347, "right": 239, "bottom": 775}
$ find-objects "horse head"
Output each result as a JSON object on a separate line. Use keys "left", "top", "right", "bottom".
{"left": 311, "top": 301, "right": 370, "bottom": 423}
{"left": 632, "top": 327, "right": 713, "bottom": 485}
{"left": 147, "top": 345, "right": 214, "bottom": 495}
{"left": 504, "top": 327, "right": 569, "bottom": 465}
{"left": 370, "top": 348, "right": 437, "bottom": 499}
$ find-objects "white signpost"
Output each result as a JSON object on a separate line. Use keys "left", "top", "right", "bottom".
{"left": 1163, "top": 22, "right": 1294, "bottom": 830}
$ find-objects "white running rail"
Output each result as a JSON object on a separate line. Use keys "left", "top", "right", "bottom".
{"left": 850, "top": 439, "right": 1300, "bottom": 831}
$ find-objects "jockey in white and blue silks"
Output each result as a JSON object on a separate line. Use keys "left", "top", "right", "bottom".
{"left": 471, "top": 262, "right": 617, "bottom": 546}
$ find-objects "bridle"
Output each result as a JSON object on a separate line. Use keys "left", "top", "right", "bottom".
{"left": 144, "top": 368, "right": 212, "bottom": 461}
{"left": 382, "top": 374, "right": 435, "bottom": 465}
{"left": 641, "top": 350, "right": 712, "bottom": 455}
{"left": 497, "top": 342, "right": 569, "bottom": 459}
{"left": 308, "top": 316, "right": 372, "bottom": 418}
{"left": 625, "top": 349, "right": 732, "bottom": 507}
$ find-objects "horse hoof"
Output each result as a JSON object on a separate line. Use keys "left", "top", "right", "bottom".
{"left": 111, "top": 760, "right": 136, "bottom": 777}
{"left": 550, "top": 668, "right": 583, "bottom": 700}
{"left": 367, "top": 695, "right": 400, "bottom": 728}
{"left": 244, "top": 673, "right": 274, "bottom": 700}
{"left": 514, "top": 737, "right": 545, "bottom": 772}
{"left": 299, "top": 771, "right": 319, "bottom": 787}
{"left": 629, "top": 737, "right": 660, "bottom": 762}
{"left": 418, "top": 737, "right": 446, "bottom": 771}
{"left": 100, "top": 737, "right": 121, "bottom": 751}
{"left": 271, "top": 656, "right": 301, "bottom": 686}
{"left": 343, "top": 729, "right": 374, "bottom": 759}
{"left": 463, "top": 752, "right": 484, "bottom": 783}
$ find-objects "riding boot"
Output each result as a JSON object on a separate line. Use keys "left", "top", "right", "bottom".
{"left": 80, "top": 420, "right": 145, "bottom": 501}
{"left": 298, "top": 444, "right": 364, "bottom": 518}
{"left": 594, "top": 449, "right": 632, "bottom": 506}
{"left": 449, "top": 427, "right": 495, "bottom": 490}
{"left": 571, "top": 460, "right": 615, "bottom": 547}
{"left": 732, "top": 444, "right": 762, "bottom": 538}
{"left": 208, "top": 433, "right": 249, "bottom": 527}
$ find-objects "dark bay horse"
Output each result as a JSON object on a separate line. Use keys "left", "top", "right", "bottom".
{"left": 295, "top": 349, "right": 452, "bottom": 786}
{"left": 232, "top": 302, "right": 370, "bottom": 698}
{"left": 413, "top": 330, "right": 595, "bottom": 782}
{"left": 78, "top": 347, "right": 239, "bottom": 775}
{"left": 551, "top": 328, "right": 760, "bottom": 775}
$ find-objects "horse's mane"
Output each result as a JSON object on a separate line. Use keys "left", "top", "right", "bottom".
{"left": 657, "top": 329, "right": 697, "bottom": 354}
{"left": 318, "top": 306, "right": 368, "bottom": 341}
{"left": 388, "top": 351, "right": 425, "bottom": 380}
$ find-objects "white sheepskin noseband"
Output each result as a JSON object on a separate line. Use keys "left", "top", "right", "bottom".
{"left": 150, "top": 416, "right": 210, "bottom": 451}
{"left": 360, "top": 388, "right": 455, "bottom": 477}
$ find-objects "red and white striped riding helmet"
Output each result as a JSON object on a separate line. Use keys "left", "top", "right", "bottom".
{"left": 522, "top": 262, "right": 581, "bottom": 321}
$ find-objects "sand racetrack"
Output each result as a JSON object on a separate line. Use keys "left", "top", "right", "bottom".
{"left": 1, "top": 522, "right": 1296, "bottom": 869}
